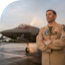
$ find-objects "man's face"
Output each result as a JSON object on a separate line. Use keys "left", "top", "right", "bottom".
{"left": 46, "top": 11, "right": 57, "bottom": 23}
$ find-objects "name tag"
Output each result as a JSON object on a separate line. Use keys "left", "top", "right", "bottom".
{"left": 51, "top": 31, "right": 57, "bottom": 35}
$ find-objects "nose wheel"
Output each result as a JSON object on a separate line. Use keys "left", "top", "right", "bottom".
{"left": 25, "top": 47, "right": 29, "bottom": 53}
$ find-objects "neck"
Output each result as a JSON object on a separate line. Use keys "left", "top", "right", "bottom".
{"left": 48, "top": 21, "right": 55, "bottom": 27}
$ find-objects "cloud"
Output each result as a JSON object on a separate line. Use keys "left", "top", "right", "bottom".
{"left": 0, "top": 0, "right": 65, "bottom": 31}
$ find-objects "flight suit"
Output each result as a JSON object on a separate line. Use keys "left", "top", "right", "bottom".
{"left": 36, "top": 22, "right": 65, "bottom": 65}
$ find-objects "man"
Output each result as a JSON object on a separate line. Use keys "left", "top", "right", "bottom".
{"left": 36, "top": 9, "right": 65, "bottom": 65}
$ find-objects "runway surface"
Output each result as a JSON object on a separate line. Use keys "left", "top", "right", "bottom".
{"left": 0, "top": 43, "right": 41, "bottom": 65}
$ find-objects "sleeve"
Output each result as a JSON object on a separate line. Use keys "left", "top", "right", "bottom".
{"left": 46, "top": 25, "right": 65, "bottom": 50}
{"left": 36, "top": 28, "right": 51, "bottom": 53}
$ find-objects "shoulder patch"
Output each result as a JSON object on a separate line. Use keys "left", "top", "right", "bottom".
{"left": 62, "top": 24, "right": 65, "bottom": 26}
{"left": 62, "top": 24, "right": 65, "bottom": 31}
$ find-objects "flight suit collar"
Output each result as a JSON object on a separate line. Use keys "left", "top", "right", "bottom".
{"left": 46, "top": 22, "right": 58, "bottom": 30}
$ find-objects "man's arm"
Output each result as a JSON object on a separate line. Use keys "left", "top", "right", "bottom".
{"left": 45, "top": 25, "right": 65, "bottom": 50}
{"left": 36, "top": 28, "right": 51, "bottom": 53}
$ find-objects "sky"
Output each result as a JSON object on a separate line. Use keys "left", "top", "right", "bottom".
{"left": 0, "top": 0, "right": 65, "bottom": 31}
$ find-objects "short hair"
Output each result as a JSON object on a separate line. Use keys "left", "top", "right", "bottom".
{"left": 46, "top": 9, "right": 57, "bottom": 15}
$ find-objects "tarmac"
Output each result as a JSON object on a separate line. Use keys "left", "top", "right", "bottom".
{"left": 0, "top": 43, "right": 41, "bottom": 65}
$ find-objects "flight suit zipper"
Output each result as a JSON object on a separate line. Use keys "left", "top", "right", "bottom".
{"left": 49, "top": 26, "right": 53, "bottom": 65}
{"left": 49, "top": 31, "right": 51, "bottom": 65}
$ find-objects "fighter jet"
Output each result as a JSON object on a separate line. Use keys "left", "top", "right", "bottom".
{"left": 0, "top": 24, "right": 41, "bottom": 65}
{"left": 0, "top": 24, "right": 39, "bottom": 42}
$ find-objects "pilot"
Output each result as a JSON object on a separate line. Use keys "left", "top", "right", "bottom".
{"left": 36, "top": 9, "right": 65, "bottom": 65}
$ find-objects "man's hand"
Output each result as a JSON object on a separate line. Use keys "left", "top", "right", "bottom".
{"left": 43, "top": 40, "right": 46, "bottom": 44}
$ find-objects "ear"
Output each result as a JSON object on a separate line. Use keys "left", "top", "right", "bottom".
{"left": 54, "top": 15, "right": 57, "bottom": 19}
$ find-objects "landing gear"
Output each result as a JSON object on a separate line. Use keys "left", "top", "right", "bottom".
{"left": 25, "top": 47, "right": 29, "bottom": 53}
